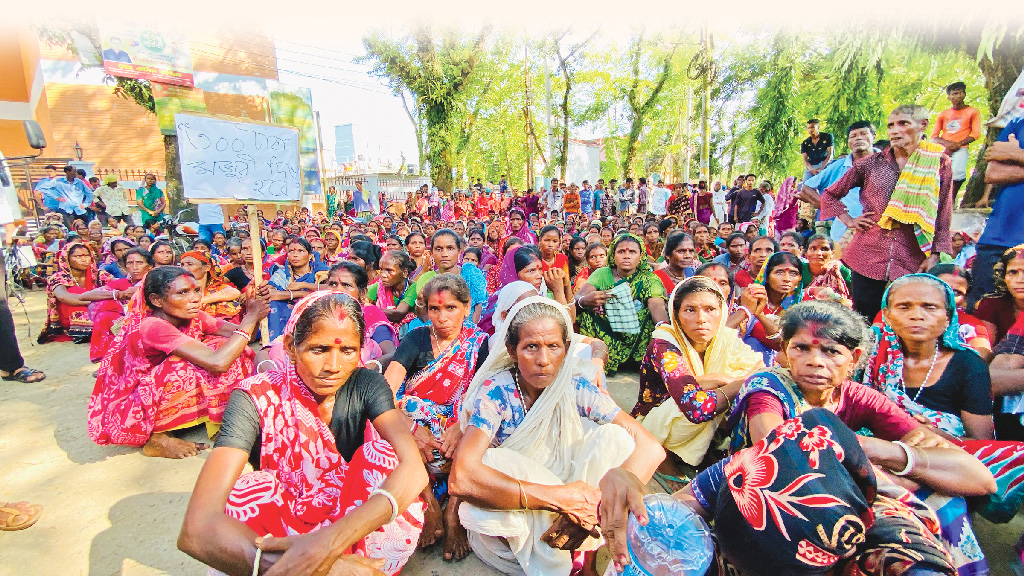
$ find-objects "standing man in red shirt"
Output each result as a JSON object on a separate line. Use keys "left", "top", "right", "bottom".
{"left": 932, "top": 81, "right": 982, "bottom": 199}
{"left": 821, "top": 104, "right": 954, "bottom": 321}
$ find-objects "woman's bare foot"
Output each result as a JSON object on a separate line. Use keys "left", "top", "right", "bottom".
{"left": 141, "top": 432, "right": 207, "bottom": 459}
{"left": 443, "top": 495, "right": 470, "bottom": 561}
{"left": 418, "top": 488, "right": 443, "bottom": 548}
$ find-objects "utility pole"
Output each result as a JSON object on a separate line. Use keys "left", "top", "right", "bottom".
{"left": 314, "top": 111, "right": 328, "bottom": 211}
{"left": 524, "top": 41, "right": 534, "bottom": 188}
{"left": 699, "top": 25, "right": 713, "bottom": 183}
{"left": 543, "top": 44, "right": 554, "bottom": 179}
{"left": 683, "top": 82, "right": 693, "bottom": 183}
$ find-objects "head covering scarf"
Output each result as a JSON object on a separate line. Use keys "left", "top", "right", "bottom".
{"left": 497, "top": 245, "right": 530, "bottom": 287}
{"left": 180, "top": 250, "right": 242, "bottom": 319}
{"left": 505, "top": 208, "right": 537, "bottom": 245}
{"left": 698, "top": 408, "right": 955, "bottom": 576}
{"left": 101, "top": 236, "right": 135, "bottom": 266}
{"left": 461, "top": 296, "right": 586, "bottom": 480}
{"left": 481, "top": 280, "right": 542, "bottom": 343}
{"left": 861, "top": 274, "right": 969, "bottom": 437}
{"left": 41, "top": 241, "right": 114, "bottom": 342}
{"left": 772, "top": 176, "right": 798, "bottom": 219}
{"left": 640, "top": 277, "right": 763, "bottom": 464}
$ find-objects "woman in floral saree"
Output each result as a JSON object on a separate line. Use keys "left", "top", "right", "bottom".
{"left": 600, "top": 408, "right": 963, "bottom": 576}
{"left": 38, "top": 242, "right": 115, "bottom": 344}
{"left": 384, "top": 274, "right": 489, "bottom": 561}
{"left": 178, "top": 292, "right": 427, "bottom": 576}
{"left": 575, "top": 233, "right": 669, "bottom": 373}
{"left": 87, "top": 266, "right": 268, "bottom": 459}
{"left": 633, "top": 277, "right": 763, "bottom": 489}
{"left": 864, "top": 274, "right": 1024, "bottom": 526}
{"left": 728, "top": 300, "right": 997, "bottom": 576}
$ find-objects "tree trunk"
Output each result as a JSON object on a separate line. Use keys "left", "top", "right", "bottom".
{"left": 163, "top": 135, "right": 184, "bottom": 212}
{"left": 560, "top": 78, "right": 570, "bottom": 181}
{"left": 961, "top": 38, "right": 1024, "bottom": 206}
{"left": 622, "top": 119, "right": 642, "bottom": 179}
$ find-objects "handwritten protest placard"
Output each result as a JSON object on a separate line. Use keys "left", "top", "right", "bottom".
{"left": 176, "top": 113, "right": 302, "bottom": 202}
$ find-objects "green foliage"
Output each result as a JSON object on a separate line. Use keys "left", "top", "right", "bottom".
{"left": 751, "top": 32, "right": 800, "bottom": 177}
{"left": 361, "top": 26, "right": 490, "bottom": 192}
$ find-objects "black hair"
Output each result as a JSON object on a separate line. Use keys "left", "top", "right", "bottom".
{"left": 514, "top": 245, "right": 543, "bottom": 274}
{"left": 109, "top": 239, "right": 134, "bottom": 262}
{"left": 671, "top": 276, "right": 726, "bottom": 322}
{"left": 123, "top": 247, "right": 155, "bottom": 267}
{"left": 287, "top": 236, "right": 313, "bottom": 254}
{"left": 780, "top": 301, "right": 868, "bottom": 351}
{"left": 762, "top": 252, "right": 804, "bottom": 290}
{"left": 644, "top": 223, "right": 659, "bottom": 235}
{"left": 462, "top": 247, "right": 482, "bottom": 263}
{"left": 538, "top": 225, "right": 561, "bottom": 239}
{"left": 657, "top": 219, "right": 675, "bottom": 235}
{"left": 986, "top": 246, "right": 1024, "bottom": 299}
{"left": 946, "top": 81, "right": 967, "bottom": 94}
{"left": 780, "top": 231, "right": 805, "bottom": 250}
{"left": 928, "top": 263, "right": 972, "bottom": 289}
{"left": 349, "top": 241, "right": 382, "bottom": 271}
{"left": 143, "top": 266, "right": 193, "bottom": 309}
{"left": 726, "top": 232, "right": 748, "bottom": 247}
{"left": 66, "top": 242, "right": 92, "bottom": 259}
{"left": 430, "top": 228, "right": 463, "bottom": 250}
{"left": 328, "top": 261, "right": 369, "bottom": 292}
{"left": 806, "top": 233, "right": 834, "bottom": 250}
{"left": 191, "top": 239, "right": 213, "bottom": 252}
{"left": 382, "top": 249, "right": 417, "bottom": 276}
{"left": 750, "top": 235, "right": 779, "bottom": 252}
{"left": 664, "top": 232, "right": 695, "bottom": 259}
{"left": 847, "top": 120, "right": 875, "bottom": 136}
{"left": 405, "top": 231, "right": 427, "bottom": 247}
{"left": 350, "top": 234, "right": 374, "bottom": 244}
{"left": 468, "top": 228, "right": 485, "bottom": 242}
{"left": 502, "top": 236, "right": 524, "bottom": 254}
{"left": 807, "top": 118, "right": 820, "bottom": 124}
{"left": 291, "top": 293, "right": 365, "bottom": 349}
{"left": 694, "top": 261, "right": 736, "bottom": 300}
{"left": 420, "top": 273, "right": 471, "bottom": 305}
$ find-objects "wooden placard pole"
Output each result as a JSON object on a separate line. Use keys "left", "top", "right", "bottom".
{"left": 246, "top": 204, "right": 270, "bottom": 346}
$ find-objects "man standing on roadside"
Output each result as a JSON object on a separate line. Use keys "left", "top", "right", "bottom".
{"left": 618, "top": 177, "right": 635, "bottom": 215}
{"left": 800, "top": 121, "right": 878, "bottom": 249}
{"left": 801, "top": 119, "right": 834, "bottom": 181}
{"left": 821, "top": 105, "right": 953, "bottom": 321}
{"left": 932, "top": 81, "right": 982, "bottom": 199}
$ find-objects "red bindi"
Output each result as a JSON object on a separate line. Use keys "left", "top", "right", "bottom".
{"left": 811, "top": 339, "right": 820, "bottom": 345}
{"left": 335, "top": 338, "right": 343, "bottom": 345}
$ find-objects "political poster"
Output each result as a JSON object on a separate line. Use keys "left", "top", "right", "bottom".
{"left": 99, "top": 22, "right": 194, "bottom": 87}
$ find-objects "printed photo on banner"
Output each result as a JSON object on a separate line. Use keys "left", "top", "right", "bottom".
{"left": 99, "top": 22, "right": 194, "bottom": 87}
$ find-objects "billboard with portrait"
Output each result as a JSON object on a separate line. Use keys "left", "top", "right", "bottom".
{"left": 99, "top": 22, "right": 194, "bottom": 87}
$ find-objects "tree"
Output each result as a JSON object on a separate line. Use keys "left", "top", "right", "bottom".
{"left": 551, "top": 30, "right": 599, "bottom": 180}
{"left": 620, "top": 31, "right": 679, "bottom": 178}
{"left": 362, "top": 26, "right": 490, "bottom": 193}
{"left": 35, "top": 24, "right": 185, "bottom": 211}
{"left": 751, "top": 32, "right": 801, "bottom": 178}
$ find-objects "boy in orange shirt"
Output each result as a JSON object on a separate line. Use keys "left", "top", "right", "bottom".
{"left": 932, "top": 81, "right": 982, "bottom": 198}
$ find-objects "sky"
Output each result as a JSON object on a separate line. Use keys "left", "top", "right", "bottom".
{"left": 274, "top": 34, "right": 419, "bottom": 172}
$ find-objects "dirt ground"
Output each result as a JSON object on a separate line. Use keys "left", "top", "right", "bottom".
{"left": 0, "top": 288, "right": 1019, "bottom": 576}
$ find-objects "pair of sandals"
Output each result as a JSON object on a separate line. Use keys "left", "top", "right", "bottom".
{"left": 1, "top": 367, "right": 45, "bottom": 383}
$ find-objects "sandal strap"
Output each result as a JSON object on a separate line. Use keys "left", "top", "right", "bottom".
{"left": 0, "top": 507, "right": 28, "bottom": 526}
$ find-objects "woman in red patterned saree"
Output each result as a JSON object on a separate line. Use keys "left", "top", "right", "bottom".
{"left": 178, "top": 292, "right": 428, "bottom": 576}
{"left": 87, "top": 266, "right": 267, "bottom": 459}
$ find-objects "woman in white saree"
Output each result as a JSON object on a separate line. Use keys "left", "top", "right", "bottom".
{"left": 449, "top": 296, "right": 664, "bottom": 576}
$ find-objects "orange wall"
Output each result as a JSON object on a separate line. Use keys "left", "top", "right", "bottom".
{"left": 36, "top": 28, "right": 280, "bottom": 172}
{"left": 0, "top": 30, "right": 52, "bottom": 157}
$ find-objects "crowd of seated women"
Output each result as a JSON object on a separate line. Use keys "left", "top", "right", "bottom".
{"left": 52, "top": 208, "right": 1024, "bottom": 576}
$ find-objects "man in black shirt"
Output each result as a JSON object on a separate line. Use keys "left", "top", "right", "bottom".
{"left": 730, "top": 174, "right": 766, "bottom": 224}
{"left": 801, "top": 119, "right": 834, "bottom": 181}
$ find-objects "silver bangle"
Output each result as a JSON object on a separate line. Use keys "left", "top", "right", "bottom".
{"left": 256, "top": 360, "right": 278, "bottom": 373}
{"left": 251, "top": 543, "right": 263, "bottom": 576}
{"left": 366, "top": 359, "right": 382, "bottom": 373}
{"left": 892, "top": 441, "right": 917, "bottom": 476}
{"left": 369, "top": 488, "right": 399, "bottom": 524}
